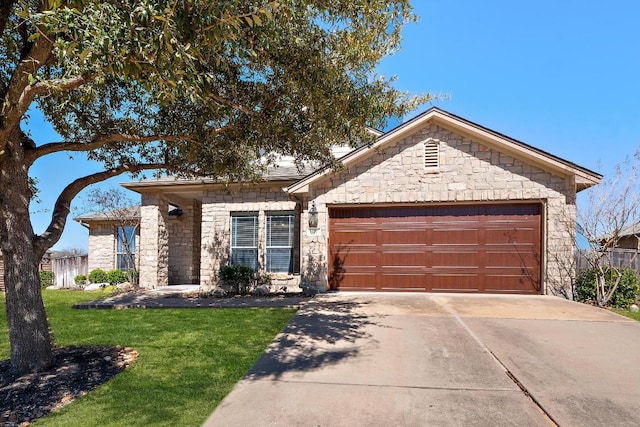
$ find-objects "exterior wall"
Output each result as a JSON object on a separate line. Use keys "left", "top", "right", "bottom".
{"left": 168, "top": 200, "right": 202, "bottom": 284}
{"left": 87, "top": 223, "right": 140, "bottom": 276}
{"left": 139, "top": 194, "right": 169, "bottom": 288}
{"left": 199, "top": 184, "right": 298, "bottom": 290}
{"left": 301, "top": 124, "right": 577, "bottom": 295}
{"left": 87, "top": 223, "right": 116, "bottom": 272}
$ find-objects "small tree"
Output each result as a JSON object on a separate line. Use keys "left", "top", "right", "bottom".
{"left": 578, "top": 150, "right": 640, "bottom": 306}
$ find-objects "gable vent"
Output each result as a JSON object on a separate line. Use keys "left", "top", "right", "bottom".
{"left": 424, "top": 140, "right": 439, "bottom": 171}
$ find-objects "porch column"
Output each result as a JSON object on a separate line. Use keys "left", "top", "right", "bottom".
{"left": 139, "top": 193, "right": 169, "bottom": 288}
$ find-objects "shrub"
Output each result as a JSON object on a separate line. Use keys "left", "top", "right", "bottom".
{"left": 88, "top": 268, "right": 108, "bottom": 284}
{"left": 39, "top": 270, "right": 55, "bottom": 288}
{"left": 107, "top": 269, "right": 128, "bottom": 285}
{"left": 74, "top": 274, "right": 87, "bottom": 286}
{"left": 218, "top": 264, "right": 255, "bottom": 294}
{"left": 575, "top": 267, "right": 639, "bottom": 308}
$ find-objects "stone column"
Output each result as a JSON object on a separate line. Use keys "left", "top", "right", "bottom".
{"left": 139, "top": 193, "right": 169, "bottom": 288}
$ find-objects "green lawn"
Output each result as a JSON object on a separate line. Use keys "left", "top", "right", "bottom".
{"left": 613, "top": 307, "right": 640, "bottom": 321}
{"left": 0, "top": 290, "right": 296, "bottom": 426}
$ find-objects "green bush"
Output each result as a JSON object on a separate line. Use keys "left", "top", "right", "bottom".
{"left": 39, "top": 270, "right": 55, "bottom": 288}
{"left": 106, "top": 269, "right": 128, "bottom": 285}
{"left": 575, "top": 267, "right": 639, "bottom": 308}
{"left": 74, "top": 274, "right": 87, "bottom": 286}
{"left": 88, "top": 268, "right": 108, "bottom": 284}
{"left": 218, "top": 264, "right": 255, "bottom": 294}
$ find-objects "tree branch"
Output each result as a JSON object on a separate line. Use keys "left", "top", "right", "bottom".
{"left": 1, "top": 30, "right": 54, "bottom": 147}
{"left": 27, "top": 126, "right": 232, "bottom": 164}
{"left": 34, "top": 163, "right": 177, "bottom": 255}
{"left": 0, "top": 1, "right": 17, "bottom": 44}
{"left": 17, "top": 75, "right": 91, "bottom": 112}
{"left": 207, "top": 92, "right": 260, "bottom": 117}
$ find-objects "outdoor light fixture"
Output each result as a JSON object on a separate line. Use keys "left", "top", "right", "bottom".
{"left": 308, "top": 202, "right": 319, "bottom": 229}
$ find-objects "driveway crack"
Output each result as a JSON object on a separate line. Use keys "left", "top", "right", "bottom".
{"left": 434, "top": 299, "right": 559, "bottom": 427}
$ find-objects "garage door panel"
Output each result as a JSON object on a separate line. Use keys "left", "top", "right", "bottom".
{"left": 431, "top": 229, "right": 480, "bottom": 245}
{"left": 380, "top": 229, "right": 428, "bottom": 245}
{"left": 380, "top": 273, "right": 427, "bottom": 289}
{"left": 329, "top": 204, "right": 541, "bottom": 293}
{"left": 380, "top": 252, "right": 426, "bottom": 267}
{"left": 431, "top": 251, "right": 480, "bottom": 267}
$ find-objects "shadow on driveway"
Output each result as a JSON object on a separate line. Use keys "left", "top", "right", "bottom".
{"left": 245, "top": 297, "right": 384, "bottom": 380}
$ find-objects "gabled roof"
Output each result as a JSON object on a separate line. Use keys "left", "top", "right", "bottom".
{"left": 286, "top": 107, "right": 602, "bottom": 194}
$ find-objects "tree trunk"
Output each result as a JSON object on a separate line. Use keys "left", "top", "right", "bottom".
{"left": 0, "top": 135, "right": 54, "bottom": 374}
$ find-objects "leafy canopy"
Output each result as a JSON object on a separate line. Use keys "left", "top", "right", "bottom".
{"left": 3, "top": 0, "right": 425, "bottom": 181}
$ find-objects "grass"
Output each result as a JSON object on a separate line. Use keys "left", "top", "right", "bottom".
{"left": 0, "top": 290, "right": 297, "bottom": 426}
{"left": 613, "top": 307, "right": 640, "bottom": 321}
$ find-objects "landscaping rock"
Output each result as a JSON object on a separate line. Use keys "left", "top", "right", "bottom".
{"left": 254, "top": 285, "right": 270, "bottom": 296}
{"left": 116, "top": 282, "right": 133, "bottom": 292}
{"left": 84, "top": 283, "right": 107, "bottom": 291}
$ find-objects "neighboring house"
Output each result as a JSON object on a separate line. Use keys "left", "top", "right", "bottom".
{"left": 74, "top": 207, "right": 141, "bottom": 274}
{"left": 84, "top": 107, "right": 603, "bottom": 295}
{"left": 608, "top": 222, "right": 640, "bottom": 251}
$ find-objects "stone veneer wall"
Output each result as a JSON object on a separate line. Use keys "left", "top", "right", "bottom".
{"left": 87, "top": 223, "right": 141, "bottom": 274}
{"left": 199, "top": 184, "right": 298, "bottom": 289}
{"left": 139, "top": 194, "right": 169, "bottom": 288}
{"left": 168, "top": 199, "right": 202, "bottom": 284}
{"left": 87, "top": 223, "right": 116, "bottom": 272}
{"left": 301, "top": 123, "right": 576, "bottom": 295}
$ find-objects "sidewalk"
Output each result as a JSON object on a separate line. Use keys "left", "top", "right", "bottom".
{"left": 73, "top": 286, "right": 311, "bottom": 309}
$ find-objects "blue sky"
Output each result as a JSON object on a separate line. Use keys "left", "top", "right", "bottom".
{"left": 30, "top": 0, "right": 640, "bottom": 250}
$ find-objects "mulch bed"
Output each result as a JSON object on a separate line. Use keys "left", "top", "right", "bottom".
{"left": 0, "top": 346, "right": 137, "bottom": 426}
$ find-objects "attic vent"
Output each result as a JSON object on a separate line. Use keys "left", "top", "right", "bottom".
{"left": 424, "top": 140, "right": 439, "bottom": 171}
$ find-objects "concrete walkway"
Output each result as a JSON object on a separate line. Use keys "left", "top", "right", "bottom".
{"left": 73, "top": 286, "right": 309, "bottom": 309}
{"left": 204, "top": 293, "right": 640, "bottom": 427}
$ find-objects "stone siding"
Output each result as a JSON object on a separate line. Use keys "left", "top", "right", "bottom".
{"left": 168, "top": 200, "right": 202, "bottom": 284}
{"left": 139, "top": 194, "right": 169, "bottom": 288}
{"left": 302, "top": 124, "right": 576, "bottom": 295}
{"left": 199, "top": 184, "right": 299, "bottom": 289}
{"left": 87, "top": 223, "right": 116, "bottom": 272}
{"left": 87, "top": 223, "right": 141, "bottom": 274}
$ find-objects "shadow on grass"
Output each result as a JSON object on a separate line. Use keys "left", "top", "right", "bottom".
{"left": 245, "top": 297, "right": 384, "bottom": 380}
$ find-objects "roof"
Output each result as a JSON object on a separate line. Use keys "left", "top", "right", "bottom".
{"left": 286, "top": 107, "right": 602, "bottom": 194}
{"left": 120, "top": 107, "right": 602, "bottom": 197}
{"left": 74, "top": 206, "right": 140, "bottom": 223}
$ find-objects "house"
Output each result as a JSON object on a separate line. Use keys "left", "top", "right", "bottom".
{"left": 74, "top": 207, "right": 141, "bottom": 274}
{"left": 82, "top": 107, "right": 602, "bottom": 295}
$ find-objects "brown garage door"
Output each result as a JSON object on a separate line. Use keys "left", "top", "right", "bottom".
{"left": 328, "top": 204, "right": 541, "bottom": 294}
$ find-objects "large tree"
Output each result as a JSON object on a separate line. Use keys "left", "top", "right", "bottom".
{"left": 0, "top": 1, "right": 425, "bottom": 373}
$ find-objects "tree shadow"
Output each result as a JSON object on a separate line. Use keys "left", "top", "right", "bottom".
{"left": 245, "top": 297, "right": 384, "bottom": 380}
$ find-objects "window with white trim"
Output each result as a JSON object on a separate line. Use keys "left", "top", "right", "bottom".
{"left": 231, "top": 213, "right": 259, "bottom": 270}
{"left": 266, "top": 212, "right": 295, "bottom": 273}
{"left": 116, "top": 226, "right": 136, "bottom": 271}
{"left": 424, "top": 140, "right": 439, "bottom": 171}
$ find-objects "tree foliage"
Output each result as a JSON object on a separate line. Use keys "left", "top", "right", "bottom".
{"left": 0, "top": 0, "right": 426, "bottom": 373}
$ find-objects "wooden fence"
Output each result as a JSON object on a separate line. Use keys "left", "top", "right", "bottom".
{"left": 51, "top": 256, "right": 88, "bottom": 288}
{"left": 576, "top": 249, "right": 640, "bottom": 273}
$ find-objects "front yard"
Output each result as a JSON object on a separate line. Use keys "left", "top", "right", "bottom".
{"left": 0, "top": 290, "right": 296, "bottom": 426}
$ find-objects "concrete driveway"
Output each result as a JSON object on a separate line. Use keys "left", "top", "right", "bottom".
{"left": 204, "top": 294, "right": 640, "bottom": 426}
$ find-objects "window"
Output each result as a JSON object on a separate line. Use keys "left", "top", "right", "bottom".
{"left": 116, "top": 226, "right": 136, "bottom": 271}
{"left": 424, "top": 139, "right": 439, "bottom": 171}
{"left": 231, "top": 213, "right": 258, "bottom": 270}
{"left": 266, "top": 213, "right": 295, "bottom": 273}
